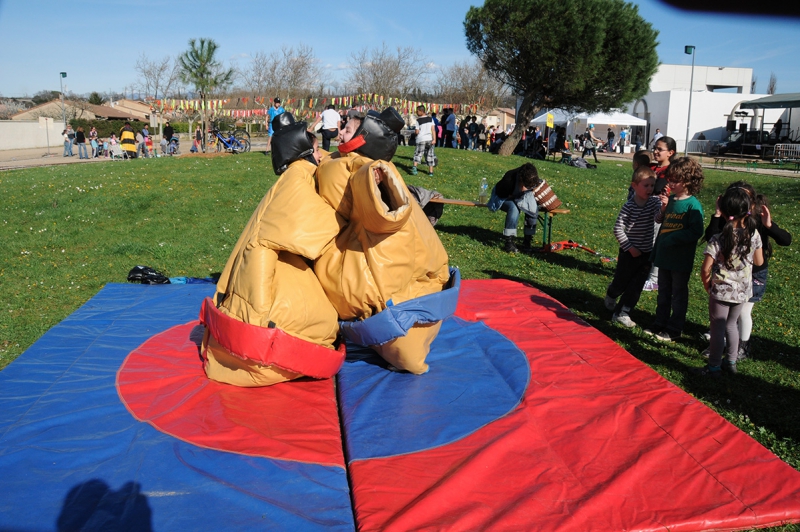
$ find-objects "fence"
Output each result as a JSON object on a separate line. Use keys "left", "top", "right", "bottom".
{"left": 686, "top": 140, "right": 719, "bottom": 155}
{"left": 773, "top": 144, "right": 800, "bottom": 161}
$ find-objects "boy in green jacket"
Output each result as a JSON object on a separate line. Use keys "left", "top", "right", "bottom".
{"left": 644, "top": 157, "right": 705, "bottom": 342}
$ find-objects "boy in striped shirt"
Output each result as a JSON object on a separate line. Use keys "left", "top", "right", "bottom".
{"left": 605, "top": 167, "right": 662, "bottom": 327}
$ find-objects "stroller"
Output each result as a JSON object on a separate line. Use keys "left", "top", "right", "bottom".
{"left": 169, "top": 135, "right": 180, "bottom": 155}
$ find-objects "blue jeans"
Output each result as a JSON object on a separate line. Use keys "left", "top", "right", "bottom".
{"left": 488, "top": 187, "right": 538, "bottom": 237}
{"left": 654, "top": 268, "right": 691, "bottom": 335}
{"left": 63, "top": 140, "right": 70, "bottom": 156}
{"left": 77, "top": 143, "right": 88, "bottom": 159}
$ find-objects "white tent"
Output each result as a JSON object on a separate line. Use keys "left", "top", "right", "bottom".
{"left": 530, "top": 110, "right": 646, "bottom": 152}
{"left": 530, "top": 109, "right": 647, "bottom": 127}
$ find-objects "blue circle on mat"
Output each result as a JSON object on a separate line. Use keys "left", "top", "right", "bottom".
{"left": 337, "top": 317, "right": 530, "bottom": 461}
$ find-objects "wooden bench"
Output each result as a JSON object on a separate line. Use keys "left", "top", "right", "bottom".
{"left": 427, "top": 197, "right": 571, "bottom": 249}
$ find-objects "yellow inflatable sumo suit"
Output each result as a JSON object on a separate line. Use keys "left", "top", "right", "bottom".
{"left": 315, "top": 109, "right": 452, "bottom": 374}
{"left": 200, "top": 114, "right": 343, "bottom": 387}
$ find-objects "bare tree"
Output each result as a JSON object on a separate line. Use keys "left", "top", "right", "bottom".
{"left": 134, "top": 54, "right": 181, "bottom": 99}
{"left": 433, "top": 59, "right": 511, "bottom": 111}
{"left": 767, "top": 72, "right": 777, "bottom": 95}
{"left": 345, "top": 43, "right": 429, "bottom": 98}
{"left": 237, "top": 44, "right": 326, "bottom": 106}
{"left": 278, "top": 44, "right": 324, "bottom": 100}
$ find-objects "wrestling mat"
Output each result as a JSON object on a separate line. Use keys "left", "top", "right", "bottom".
{"left": 1, "top": 280, "right": 799, "bottom": 531}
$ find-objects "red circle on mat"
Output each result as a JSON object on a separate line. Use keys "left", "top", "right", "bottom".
{"left": 116, "top": 321, "right": 345, "bottom": 467}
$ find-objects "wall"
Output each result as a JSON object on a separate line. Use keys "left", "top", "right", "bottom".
{"left": 0, "top": 117, "right": 66, "bottom": 150}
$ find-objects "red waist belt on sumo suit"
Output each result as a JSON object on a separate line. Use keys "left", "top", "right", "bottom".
{"left": 199, "top": 297, "right": 346, "bottom": 379}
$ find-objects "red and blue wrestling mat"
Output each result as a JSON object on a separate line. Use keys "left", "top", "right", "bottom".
{"left": 2, "top": 280, "right": 800, "bottom": 531}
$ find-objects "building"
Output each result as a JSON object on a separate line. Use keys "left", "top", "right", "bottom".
{"left": 625, "top": 64, "right": 789, "bottom": 149}
{"left": 11, "top": 99, "right": 141, "bottom": 124}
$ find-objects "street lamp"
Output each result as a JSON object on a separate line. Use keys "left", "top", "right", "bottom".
{"left": 59, "top": 72, "right": 67, "bottom": 128}
{"left": 684, "top": 46, "right": 695, "bottom": 155}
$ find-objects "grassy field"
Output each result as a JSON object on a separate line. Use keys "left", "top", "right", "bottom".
{"left": 2, "top": 147, "right": 800, "bottom": 522}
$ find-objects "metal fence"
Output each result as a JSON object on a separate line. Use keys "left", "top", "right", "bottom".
{"left": 773, "top": 144, "right": 800, "bottom": 161}
{"left": 687, "top": 140, "right": 718, "bottom": 155}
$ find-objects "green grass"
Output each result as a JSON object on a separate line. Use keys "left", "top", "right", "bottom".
{"left": 2, "top": 148, "right": 800, "bottom": 529}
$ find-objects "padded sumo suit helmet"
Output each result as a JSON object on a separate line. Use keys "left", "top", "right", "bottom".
{"left": 271, "top": 112, "right": 316, "bottom": 175}
{"left": 339, "top": 107, "right": 404, "bottom": 161}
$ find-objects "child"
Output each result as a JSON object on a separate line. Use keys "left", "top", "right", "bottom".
{"left": 703, "top": 183, "right": 792, "bottom": 360}
{"left": 695, "top": 187, "right": 764, "bottom": 376}
{"left": 627, "top": 151, "right": 653, "bottom": 200}
{"left": 605, "top": 167, "right": 662, "bottom": 327}
{"left": 644, "top": 157, "right": 705, "bottom": 342}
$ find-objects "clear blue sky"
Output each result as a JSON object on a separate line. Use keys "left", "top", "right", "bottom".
{"left": 1, "top": 0, "right": 799, "bottom": 98}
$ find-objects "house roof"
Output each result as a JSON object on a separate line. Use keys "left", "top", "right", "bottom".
{"left": 10, "top": 100, "right": 140, "bottom": 121}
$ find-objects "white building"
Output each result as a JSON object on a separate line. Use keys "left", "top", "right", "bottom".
{"left": 625, "top": 64, "right": 794, "bottom": 149}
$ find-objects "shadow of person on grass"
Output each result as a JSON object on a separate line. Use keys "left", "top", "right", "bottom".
{"left": 57, "top": 479, "right": 153, "bottom": 532}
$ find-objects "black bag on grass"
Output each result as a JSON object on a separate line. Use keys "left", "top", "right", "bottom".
{"left": 127, "top": 265, "right": 170, "bottom": 285}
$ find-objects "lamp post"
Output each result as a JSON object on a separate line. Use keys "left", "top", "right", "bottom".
{"left": 683, "top": 46, "right": 695, "bottom": 155}
{"left": 59, "top": 72, "right": 67, "bottom": 128}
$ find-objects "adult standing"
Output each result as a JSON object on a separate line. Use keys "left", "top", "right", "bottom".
{"left": 161, "top": 120, "right": 175, "bottom": 152}
{"left": 619, "top": 128, "right": 628, "bottom": 153}
{"left": 315, "top": 104, "right": 341, "bottom": 151}
{"left": 266, "top": 97, "right": 285, "bottom": 153}
{"left": 650, "top": 128, "right": 663, "bottom": 149}
{"left": 582, "top": 125, "right": 601, "bottom": 163}
{"left": 459, "top": 116, "right": 471, "bottom": 150}
{"left": 191, "top": 125, "right": 202, "bottom": 153}
{"left": 65, "top": 125, "right": 75, "bottom": 157}
{"left": 443, "top": 108, "right": 456, "bottom": 148}
{"left": 468, "top": 116, "right": 479, "bottom": 150}
{"left": 140, "top": 124, "right": 150, "bottom": 158}
{"left": 411, "top": 105, "right": 437, "bottom": 176}
{"left": 120, "top": 122, "right": 137, "bottom": 159}
{"left": 607, "top": 127, "right": 616, "bottom": 152}
{"left": 75, "top": 127, "right": 88, "bottom": 159}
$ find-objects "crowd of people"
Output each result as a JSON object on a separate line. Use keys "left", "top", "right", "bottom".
{"left": 61, "top": 121, "right": 181, "bottom": 160}
{"left": 485, "top": 134, "right": 791, "bottom": 378}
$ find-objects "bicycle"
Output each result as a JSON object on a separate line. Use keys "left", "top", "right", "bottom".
{"left": 208, "top": 125, "right": 251, "bottom": 154}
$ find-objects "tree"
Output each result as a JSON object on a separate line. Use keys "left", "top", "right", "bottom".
{"left": 88, "top": 92, "right": 105, "bottom": 105}
{"left": 434, "top": 59, "right": 512, "bottom": 112}
{"left": 465, "top": 0, "right": 659, "bottom": 155}
{"left": 178, "top": 38, "right": 234, "bottom": 144}
{"left": 239, "top": 45, "right": 324, "bottom": 103}
{"left": 135, "top": 54, "right": 181, "bottom": 100}
{"left": 345, "top": 43, "right": 429, "bottom": 99}
{"left": 767, "top": 72, "right": 777, "bottom": 95}
{"left": 31, "top": 90, "right": 61, "bottom": 106}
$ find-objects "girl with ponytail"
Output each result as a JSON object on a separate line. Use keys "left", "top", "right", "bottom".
{"left": 696, "top": 187, "right": 764, "bottom": 376}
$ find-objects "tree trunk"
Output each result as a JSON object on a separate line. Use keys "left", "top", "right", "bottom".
{"left": 498, "top": 93, "right": 540, "bottom": 157}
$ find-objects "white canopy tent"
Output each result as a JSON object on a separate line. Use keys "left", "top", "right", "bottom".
{"left": 530, "top": 110, "right": 647, "bottom": 151}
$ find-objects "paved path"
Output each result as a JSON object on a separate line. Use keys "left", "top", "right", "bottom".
{"left": 1, "top": 144, "right": 798, "bottom": 178}
{"left": 0, "top": 142, "right": 269, "bottom": 171}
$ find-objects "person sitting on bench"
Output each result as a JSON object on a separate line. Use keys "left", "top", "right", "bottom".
{"left": 487, "top": 163, "right": 542, "bottom": 254}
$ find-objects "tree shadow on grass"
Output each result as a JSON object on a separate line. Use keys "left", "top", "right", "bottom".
{"left": 484, "top": 268, "right": 800, "bottom": 450}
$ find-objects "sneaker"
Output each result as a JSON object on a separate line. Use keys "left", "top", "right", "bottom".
{"left": 604, "top": 295, "right": 617, "bottom": 311}
{"left": 701, "top": 331, "right": 711, "bottom": 341}
{"left": 410, "top": 166, "right": 418, "bottom": 175}
{"left": 642, "top": 280, "right": 658, "bottom": 292}
{"left": 722, "top": 360, "right": 738, "bottom": 374}
{"left": 504, "top": 237, "right": 518, "bottom": 254}
{"left": 428, "top": 172, "right": 434, "bottom": 176}
{"left": 701, "top": 347, "right": 710, "bottom": 359}
{"left": 655, "top": 330, "right": 680, "bottom": 342}
{"left": 691, "top": 364, "right": 722, "bottom": 377}
{"left": 642, "top": 326, "right": 662, "bottom": 336}
{"left": 612, "top": 314, "right": 636, "bottom": 328}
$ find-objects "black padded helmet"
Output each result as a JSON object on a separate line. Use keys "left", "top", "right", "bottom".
{"left": 270, "top": 113, "right": 315, "bottom": 175}
{"left": 352, "top": 107, "right": 404, "bottom": 161}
